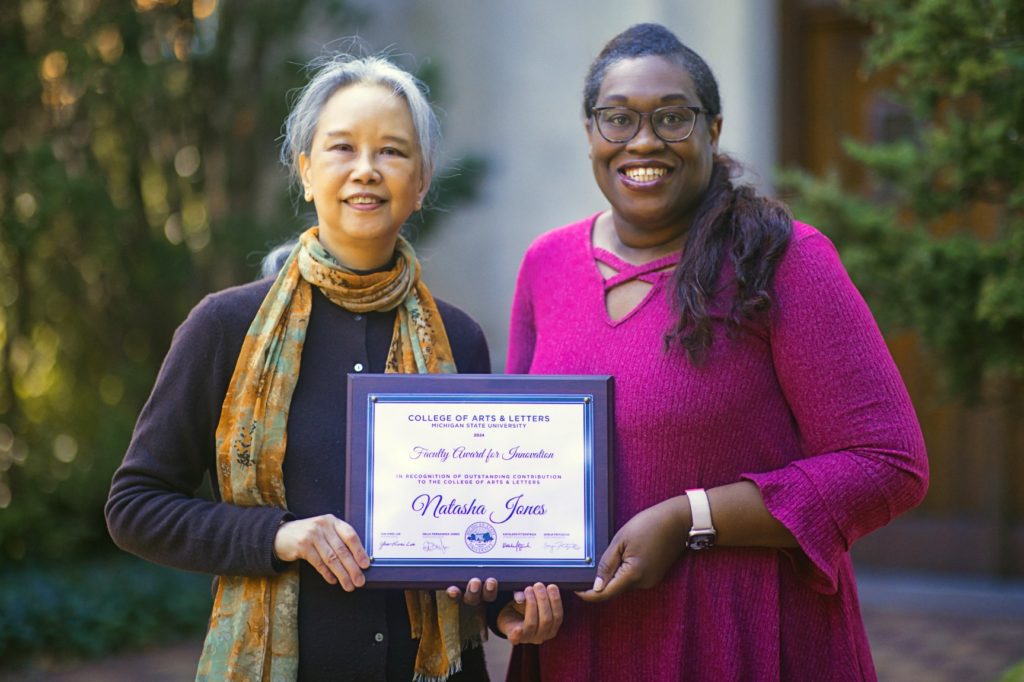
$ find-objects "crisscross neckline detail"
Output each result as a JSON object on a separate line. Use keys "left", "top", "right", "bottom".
{"left": 591, "top": 246, "right": 681, "bottom": 324}
{"left": 592, "top": 247, "right": 680, "bottom": 291}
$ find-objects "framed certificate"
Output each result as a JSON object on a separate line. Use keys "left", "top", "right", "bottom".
{"left": 346, "top": 374, "right": 613, "bottom": 589}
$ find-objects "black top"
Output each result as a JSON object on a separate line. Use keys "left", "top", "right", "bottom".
{"left": 106, "top": 278, "right": 492, "bottom": 681}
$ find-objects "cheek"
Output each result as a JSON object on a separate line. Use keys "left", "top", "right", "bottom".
{"left": 590, "top": 145, "right": 615, "bottom": 178}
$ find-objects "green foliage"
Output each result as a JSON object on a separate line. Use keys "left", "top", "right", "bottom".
{"left": 1001, "top": 659, "right": 1024, "bottom": 682}
{"left": 0, "top": 555, "right": 211, "bottom": 668}
{"left": 0, "top": 1, "right": 485, "bottom": 564}
{"left": 782, "top": 0, "right": 1024, "bottom": 396}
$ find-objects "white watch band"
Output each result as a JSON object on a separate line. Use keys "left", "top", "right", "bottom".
{"left": 686, "top": 488, "right": 715, "bottom": 533}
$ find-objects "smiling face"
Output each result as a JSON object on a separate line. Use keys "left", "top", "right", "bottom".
{"left": 587, "top": 56, "right": 721, "bottom": 245}
{"left": 299, "top": 83, "right": 427, "bottom": 269}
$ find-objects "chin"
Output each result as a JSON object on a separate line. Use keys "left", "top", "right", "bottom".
{"left": 614, "top": 205, "right": 679, "bottom": 228}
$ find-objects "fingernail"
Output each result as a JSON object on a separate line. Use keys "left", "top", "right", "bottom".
{"left": 447, "top": 587, "right": 459, "bottom": 599}
{"left": 485, "top": 578, "right": 497, "bottom": 590}
{"left": 592, "top": 576, "right": 604, "bottom": 592}
{"left": 514, "top": 591, "right": 525, "bottom": 604}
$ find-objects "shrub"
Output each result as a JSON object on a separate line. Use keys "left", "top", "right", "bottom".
{"left": 0, "top": 555, "right": 211, "bottom": 668}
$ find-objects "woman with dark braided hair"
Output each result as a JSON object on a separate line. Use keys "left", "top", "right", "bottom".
{"left": 505, "top": 23, "right": 927, "bottom": 680}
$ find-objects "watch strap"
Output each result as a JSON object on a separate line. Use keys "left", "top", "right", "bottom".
{"left": 685, "top": 488, "right": 714, "bottom": 533}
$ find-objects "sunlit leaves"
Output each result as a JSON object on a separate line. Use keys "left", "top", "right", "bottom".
{"left": 785, "top": 0, "right": 1024, "bottom": 395}
{"left": 0, "top": 0, "right": 350, "bottom": 562}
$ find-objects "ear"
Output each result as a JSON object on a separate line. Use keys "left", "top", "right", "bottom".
{"left": 707, "top": 114, "right": 723, "bottom": 152}
{"left": 416, "top": 170, "right": 431, "bottom": 209}
{"left": 298, "top": 152, "right": 313, "bottom": 202}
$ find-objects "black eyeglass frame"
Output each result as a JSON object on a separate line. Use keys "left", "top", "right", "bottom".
{"left": 590, "top": 105, "right": 709, "bottom": 144}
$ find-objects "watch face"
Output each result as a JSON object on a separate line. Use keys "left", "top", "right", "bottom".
{"left": 687, "top": 533, "right": 716, "bottom": 551}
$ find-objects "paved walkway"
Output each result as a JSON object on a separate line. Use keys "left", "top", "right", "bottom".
{"left": 856, "top": 570, "right": 1024, "bottom": 682}
{"left": 3, "top": 571, "right": 1023, "bottom": 681}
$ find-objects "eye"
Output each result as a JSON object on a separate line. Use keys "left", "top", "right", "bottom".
{"left": 380, "top": 147, "right": 406, "bottom": 157}
{"left": 603, "top": 111, "right": 635, "bottom": 128}
{"left": 329, "top": 142, "right": 353, "bottom": 153}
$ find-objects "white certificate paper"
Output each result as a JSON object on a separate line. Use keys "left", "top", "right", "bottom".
{"left": 367, "top": 398, "right": 591, "bottom": 565}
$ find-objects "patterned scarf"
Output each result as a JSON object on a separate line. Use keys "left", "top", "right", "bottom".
{"left": 196, "top": 227, "right": 484, "bottom": 682}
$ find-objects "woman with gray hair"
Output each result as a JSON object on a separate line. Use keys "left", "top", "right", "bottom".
{"left": 106, "top": 53, "right": 561, "bottom": 681}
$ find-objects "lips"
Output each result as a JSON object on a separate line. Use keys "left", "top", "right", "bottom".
{"left": 617, "top": 161, "right": 673, "bottom": 188}
{"left": 344, "top": 193, "right": 386, "bottom": 209}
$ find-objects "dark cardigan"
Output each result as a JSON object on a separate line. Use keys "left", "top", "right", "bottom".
{"left": 106, "top": 278, "right": 492, "bottom": 682}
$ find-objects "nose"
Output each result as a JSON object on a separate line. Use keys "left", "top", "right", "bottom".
{"left": 626, "top": 114, "right": 665, "bottom": 152}
{"left": 351, "top": 150, "right": 379, "bottom": 183}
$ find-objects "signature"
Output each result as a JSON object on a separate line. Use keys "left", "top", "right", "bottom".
{"left": 379, "top": 540, "right": 415, "bottom": 549}
{"left": 501, "top": 541, "right": 531, "bottom": 552}
{"left": 423, "top": 538, "right": 449, "bottom": 554}
{"left": 544, "top": 542, "right": 581, "bottom": 554}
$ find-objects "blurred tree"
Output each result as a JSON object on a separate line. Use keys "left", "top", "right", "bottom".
{"left": 782, "top": 0, "right": 1024, "bottom": 396}
{"left": 0, "top": 0, "right": 484, "bottom": 563}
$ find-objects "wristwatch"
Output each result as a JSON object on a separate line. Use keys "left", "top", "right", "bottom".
{"left": 685, "top": 488, "right": 717, "bottom": 550}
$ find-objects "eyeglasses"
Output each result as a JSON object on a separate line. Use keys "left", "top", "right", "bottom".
{"left": 590, "top": 105, "right": 708, "bottom": 143}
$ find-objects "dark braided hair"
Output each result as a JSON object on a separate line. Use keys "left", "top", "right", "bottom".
{"left": 584, "top": 24, "right": 793, "bottom": 362}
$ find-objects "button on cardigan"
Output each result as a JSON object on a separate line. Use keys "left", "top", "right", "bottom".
{"left": 106, "top": 278, "right": 492, "bottom": 682}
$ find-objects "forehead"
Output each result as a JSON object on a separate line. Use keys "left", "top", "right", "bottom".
{"left": 315, "top": 82, "right": 415, "bottom": 137}
{"left": 597, "top": 56, "right": 699, "bottom": 106}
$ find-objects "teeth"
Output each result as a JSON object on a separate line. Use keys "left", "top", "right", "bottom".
{"left": 624, "top": 167, "right": 667, "bottom": 181}
{"left": 348, "top": 196, "right": 381, "bottom": 204}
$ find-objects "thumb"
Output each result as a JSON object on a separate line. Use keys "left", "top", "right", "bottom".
{"left": 591, "top": 540, "right": 624, "bottom": 593}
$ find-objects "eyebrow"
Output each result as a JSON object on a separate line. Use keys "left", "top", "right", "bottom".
{"left": 321, "top": 130, "right": 413, "bottom": 146}
{"left": 599, "top": 93, "right": 692, "bottom": 105}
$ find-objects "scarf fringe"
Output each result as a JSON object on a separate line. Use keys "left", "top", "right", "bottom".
{"left": 412, "top": 661, "right": 462, "bottom": 682}
{"left": 198, "top": 228, "right": 462, "bottom": 681}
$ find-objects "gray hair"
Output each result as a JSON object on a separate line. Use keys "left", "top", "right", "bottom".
{"left": 280, "top": 53, "right": 441, "bottom": 192}
{"left": 264, "top": 53, "right": 441, "bottom": 277}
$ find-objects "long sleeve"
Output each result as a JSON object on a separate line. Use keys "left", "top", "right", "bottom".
{"left": 105, "top": 286, "right": 291, "bottom": 576}
{"left": 106, "top": 284, "right": 491, "bottom": 578}
{"left": 743, "top": 229, "right": 929, "bottom": 593}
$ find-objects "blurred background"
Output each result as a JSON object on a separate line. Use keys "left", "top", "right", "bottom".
{"left": 1, "top": 0, "right": 1022, "bottom": 678}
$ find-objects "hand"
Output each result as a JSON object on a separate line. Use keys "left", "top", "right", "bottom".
{"left": 444, "top": 577, "right": 499, "bottom": 605}
{"left": 576, "top": 496, "right": 688, "bottom": 603}
{"left": 496, "top": 583, "right": 563, "bottom": 645}
{"left": 273, "top": 514, "right": 370, "bottom": 591}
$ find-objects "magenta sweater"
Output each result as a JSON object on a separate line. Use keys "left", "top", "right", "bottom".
{"left": 506, "top": 215, "right": 928, "bottom": 681}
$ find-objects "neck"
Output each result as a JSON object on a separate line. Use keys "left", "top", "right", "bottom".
{"left": 596, "top": 212, "right": 689, "bottom": 264}
{"left": 317, "top": 230, "right": 397, "bottom": 271}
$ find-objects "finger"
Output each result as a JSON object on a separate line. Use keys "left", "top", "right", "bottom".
{"left": 532, "top": 583, "right": 561, "bottom": 640}
{"left": 334, "top": 519, "right": 371, "bottom": 570}
{"left": 460, "top": 578, "right": 482, "bottom": 605}
{"left": 546, "top": 584, "right": 563, "bottom": 637}
{"left": 316, "top": 535, "right": 359, "bottom": 591}
{"left": 526, "top": 583, "right": 555, "bottom": 643}
{"left": 446, "top": 586, "right": 462, "bottom": 601}
{"left": 519, "top": 585, "right": 539, "bottom": 640}
{"left": 327, "top": 522, "right": 369, "bottom": 589}
{"left": 531, "top": 582, "right": 553, "bottom": 634}
{"left": 575, "top": 584, "right": 614, "bottom": 603}
{"left": 482, "top": 578, "right": 499, "bottom": 603}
